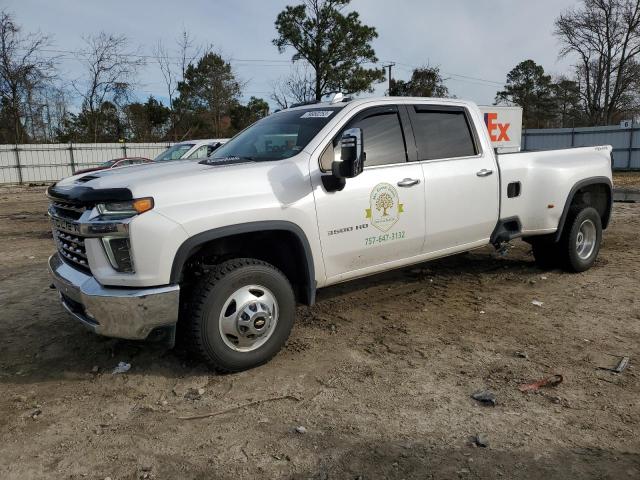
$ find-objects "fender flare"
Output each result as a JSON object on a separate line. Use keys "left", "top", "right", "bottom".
{"left": 554, "top": 176, "right": 612, "bottom": 242}
{"left": 170, "top": 221, "right": 316, "bottom": 305}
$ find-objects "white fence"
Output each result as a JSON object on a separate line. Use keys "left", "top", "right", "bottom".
{"left": 4, "top": 125, "right": 636, "bottom": 185}
{"left": 0, "top": 142, "right": 172, "bottom": 184}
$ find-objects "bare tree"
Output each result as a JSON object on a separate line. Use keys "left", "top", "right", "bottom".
{"left": 153, "top": 28, "right": 201, "bottom": 139}
{"left": 18, "top": 83, "right": 69, "bottom": 142}
{"left": 555, "top": 0, "right": 640, "bottom": 125}
{"left": 153, "top": 40, "right": 176, "bottom": 107}
{"left": 41, "top": 85, "right": 70, "bottom": 141}
{"left": 177, "top": 28, "right": 201, "bottom": 81}
{"left": 153, "top": 29, "right": 201, "bottom": 108}
{"left": 0, "top": 10, "right": 56, "bottom": 143}
{"left": 75, "top": 32, "right": 144, "bottom": 142}
{"left": 270, "top": 64, "right": 315, "bottom": 109}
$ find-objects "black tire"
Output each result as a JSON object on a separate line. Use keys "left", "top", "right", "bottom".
{"left": 531, "top": 240, "right": 561, "bottom": 270}
{"left": 184, "top": 258, "right": 295, "bottom": 372}
{"left": 558, "top": 206, "right": 602, "bottom": 273}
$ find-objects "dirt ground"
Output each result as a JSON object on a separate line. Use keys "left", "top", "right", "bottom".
{"left": 613, "top": 171, "right": 640, "bottom": 190}
{"left": 0, "top": 186, "right": 638, "bottom": 480}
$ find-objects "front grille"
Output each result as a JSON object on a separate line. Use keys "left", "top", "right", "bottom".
{"left": 50, "top": 199, "right": 86, "bottom": 220}
{"left": 54, "top": 230, "right": 89, "bottom": 269}
{"left": 49, "top": 196, "right": 92, "bottom": 273}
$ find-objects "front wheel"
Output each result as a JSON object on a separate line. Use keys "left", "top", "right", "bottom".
{"left": 184, "top": 258, "right": 295, "bottom": 372}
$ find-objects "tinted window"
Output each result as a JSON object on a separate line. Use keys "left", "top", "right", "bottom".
{"left": 320, "top": 111, "right": 407, "bottom": 171}
{"left": 356, "top": 112, "right": 407, "bottom": 167}
{"left": 411, "top": 108, "right": 477, "bottom": 160}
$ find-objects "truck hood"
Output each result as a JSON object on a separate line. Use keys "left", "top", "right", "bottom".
{"left": 52, "top": 155, "right": 312, "bottom": 213}
{"left": 56, "top": 159, "right": 221, "bottom": 191}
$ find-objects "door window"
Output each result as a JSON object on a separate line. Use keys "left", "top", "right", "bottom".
{"left": 411, "top": 107, "right": 478, "bottom": 160}
{"left": 154, "top": 144, "right": 194, "bottom": 161}
{"left": 188, "top": 145, "right": 210, "bottom": 159}
{"left": 320, "top": 110, "right": 407, "bottom": 171}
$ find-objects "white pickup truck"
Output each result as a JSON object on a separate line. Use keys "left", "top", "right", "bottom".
{"left": 47, "top": 96, "right": 613, "bottom": 372}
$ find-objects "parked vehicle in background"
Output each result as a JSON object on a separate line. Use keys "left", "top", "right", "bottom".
{"left": 153, "top": 139, "right": 228, "bottom": 162}
{"left": 47, "top": 95, "right": 612, "bottom": 373}
{"left": 73, "top": 157, "right": 153, "bottom": 175}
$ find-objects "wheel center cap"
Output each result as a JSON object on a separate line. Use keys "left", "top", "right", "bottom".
{"left": 219, "top": 285, "right": 279, "bottom": 353}
{"left": 254, "top": 316, "right": 266, "bottom": 329}
{"left": 237, "top": 302, "right": 272, "bottom": 337}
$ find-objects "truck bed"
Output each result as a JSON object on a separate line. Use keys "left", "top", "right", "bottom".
{"left": 497, "top": 146, "right": 613, "bottom": 236}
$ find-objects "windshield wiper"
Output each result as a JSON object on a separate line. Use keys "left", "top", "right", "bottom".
{"left": 199, "top": 155, "right": 255, "bottom": 165}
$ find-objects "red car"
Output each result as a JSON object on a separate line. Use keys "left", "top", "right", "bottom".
{"left": 74, "top": 157, "right": 153, "bottom": 175}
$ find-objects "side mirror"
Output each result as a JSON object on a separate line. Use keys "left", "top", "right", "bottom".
{"left": 332, "top": 128, "right": 364, "bottom": 179}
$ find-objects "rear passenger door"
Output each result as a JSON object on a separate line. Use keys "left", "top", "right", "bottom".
{"left": 313, "top": 105, "right": 426, "bottom": 280}
{"left": 408, "top": 105, "right": 499, "bottom": 254}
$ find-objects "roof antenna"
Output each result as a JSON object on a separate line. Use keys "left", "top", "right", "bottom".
{"left": 331, "top": 92, "right": 344, "bottom": 104}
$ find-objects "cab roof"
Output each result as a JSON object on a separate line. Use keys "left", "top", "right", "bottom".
{"left": 283, "top": 96, "right": 477, "bottom": 112}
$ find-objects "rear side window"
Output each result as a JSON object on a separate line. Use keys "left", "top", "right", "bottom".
{"left": 411, "top": 107, "right": 478, "bottom": 160}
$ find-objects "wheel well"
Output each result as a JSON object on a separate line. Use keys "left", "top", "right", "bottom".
{"left": 175, "top": 229, "right": 315, "bottom": 305}
{"left": 569, "top": 183, "right": 611, "bottom": 226}
{"left": 555, "top": 180, "right": 612, "bottom": 242}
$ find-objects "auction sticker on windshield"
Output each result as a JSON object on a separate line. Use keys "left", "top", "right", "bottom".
{"left": 300, "top": 111, "right": 334, "bottom": 118}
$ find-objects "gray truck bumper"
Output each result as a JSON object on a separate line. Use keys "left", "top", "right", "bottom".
{"left": 48, "top": 254, "right": 180, "bottom": 340}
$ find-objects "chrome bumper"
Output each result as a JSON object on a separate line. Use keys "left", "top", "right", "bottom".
{"left": 48, "top": 254, "right": 179, "bottom": 340}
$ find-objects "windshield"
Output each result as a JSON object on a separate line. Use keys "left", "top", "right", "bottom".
{"left": 211, "top": 107, "right": 343, "bottom": 162}
{"left": 154, "top": 143, "right": 195, "bottom": 161}
{"left": 100, "top": 160, "right": 116, "bottom": 167}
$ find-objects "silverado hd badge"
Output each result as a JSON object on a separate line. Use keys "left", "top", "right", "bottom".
{"left": 365, "top": 183, "right": 404, "bottom": 232}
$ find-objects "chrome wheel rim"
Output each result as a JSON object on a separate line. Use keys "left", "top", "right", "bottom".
{"left": 218, "top": 285, "right": 278, "bottom": 352}
{"left": 576, "top": 219, "right": 597, "bottom": 260}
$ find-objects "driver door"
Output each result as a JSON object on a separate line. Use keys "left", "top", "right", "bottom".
{"left": 312, "top": 106, "right": 426, "bottom": 281}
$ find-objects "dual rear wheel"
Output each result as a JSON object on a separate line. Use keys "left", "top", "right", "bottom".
{"left": 532, "top": 206, "right": 602, "bottom": 272}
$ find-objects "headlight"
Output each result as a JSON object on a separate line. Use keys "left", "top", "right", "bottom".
{"left": 97, "top": 197, "right": 154, "bottom": 217}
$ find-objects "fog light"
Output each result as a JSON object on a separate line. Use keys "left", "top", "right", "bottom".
{"left": 102, "top": 237, "right": 134, "bottom": 273}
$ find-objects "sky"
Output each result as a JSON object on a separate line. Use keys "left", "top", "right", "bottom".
{"left": 4, "top": 0, "right": 582, "bottom": 109}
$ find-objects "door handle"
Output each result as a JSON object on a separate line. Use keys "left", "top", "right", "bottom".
{"left": 397, "top": 178, "right": 420, "bottom": 187}
{"left": 476, "top": 169, "right": 494, "bottom": 177}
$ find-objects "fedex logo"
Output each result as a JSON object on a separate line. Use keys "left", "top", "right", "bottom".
{"left": 484, "top": 112, "right": 510, "bottom": 142}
